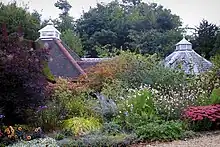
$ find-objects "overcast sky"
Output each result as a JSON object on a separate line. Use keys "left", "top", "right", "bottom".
{"left": 2, "top": 0, "right": 220, "bottom": 28}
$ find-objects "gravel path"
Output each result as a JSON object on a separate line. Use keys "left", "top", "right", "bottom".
{"left": 131, "top": 132, "right": 220, "bottom": 147}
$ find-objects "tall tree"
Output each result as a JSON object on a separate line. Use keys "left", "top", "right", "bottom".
{"left": 76, "top": 1, "right": 182, "bottom": 57}
{"left": 212, "top": 32, "right": 220, "bottom": 55}
{"left": 54, "top": 0, "right": 74, "bottom": 32}
{"left": 122, "top": 0, "right": 142, "bottom": 6}
{"left": 193, "top": 20, "right": 219, "bottom": 59}
{"left": 54, "top": 0, "right": 85, "bottom": 55}
{"left": 54, "top": 0, "right": 72, "bottom": 15}
{"left": 61, "top": 29, "right": 84, "bottom": 56}
{"left": 0, "top": 2, "right": 41, "bottom": 40}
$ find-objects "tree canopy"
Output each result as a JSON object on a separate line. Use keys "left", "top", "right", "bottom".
{"left": 192, "top": 20, "right": 219, "bottom": 59}
{"left": 75, "top": 1, "right": 183, "bottom": 57}
{"left": 0, "top": 2, "right": 41, "bottom": 40}
{"left": 0, "top": 0, "right": 219, "bottom": 59}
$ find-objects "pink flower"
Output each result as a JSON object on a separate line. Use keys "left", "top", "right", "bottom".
{"left": 196, "top": 116, "right": 203, "bottom": 120}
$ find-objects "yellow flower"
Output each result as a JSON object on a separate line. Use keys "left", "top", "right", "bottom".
{"left": 18, "top": 127, "right": 22, "bottom": 131}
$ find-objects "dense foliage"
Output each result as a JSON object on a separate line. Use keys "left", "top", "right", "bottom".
{"left": 192, "top": 20, "right": 220, "bottom": 59}
{"left": 1, "top": 1, "right": 219, "bottom": 59}
{"left": 36, "top": 78, "right": 96, "bottom": 131}
{"left": 76, "top": 1, "right": 182, "bottom": 57}
{"left": 79, "top": 51, "right": 160, "bottom": 90}
{"left": 0, "top": 2, "right": 41, "bottom": 40}
{"left": 61, "top": 29, "right": 84, "bottom": 56}
{"left": 0, "top": 35, "right": 48, "bottom": 124}
{"left": 62, "top": 117, "right": 101, "bottom": 136}
{"left": 1, "top": 0, "right": 220, "bottom": 146}
{"left": 135, "top": 120, "right": 186, "bottom": 141}
{"left": 183, "top": 105, "right": 220, "bottom": 131}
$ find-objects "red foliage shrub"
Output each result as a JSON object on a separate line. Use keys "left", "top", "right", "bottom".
{"left": 0, "top": 34, "right": 48, "bottom": 124}
{"left": 77, "top": 58, "right": 122, "bottom": 91}
{"left": 183, "top": 105, "right": 220, "bottom": 122}
{"left": 46, "top": 77, "right": 89, "bottom": 96}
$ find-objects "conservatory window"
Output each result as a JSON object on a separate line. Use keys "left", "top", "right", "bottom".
{"left": 42, "top": 31, "right": 54, "bottom": 36}
{"left": 176, "top": 45, "right": 180, "bottom": 50}
{"left": 186, "top": 44, "right": 192, "bottom": 49}
{"left": 180, "top": 45, "right": 187, "bottom": 49}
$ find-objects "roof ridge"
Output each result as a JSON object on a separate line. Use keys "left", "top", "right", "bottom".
{"left": 54, "top": 39, "right": 87, "bottom": 76}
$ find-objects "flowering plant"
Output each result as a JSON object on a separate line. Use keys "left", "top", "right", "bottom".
{"left": 182, "top": 104, "right": 220, "bottom": 131}
{"left": 183, "top": 105, "right": 220, "bottom": 121}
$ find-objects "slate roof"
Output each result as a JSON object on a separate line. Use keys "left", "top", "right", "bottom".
{"left": 36, "top": 21, "right": 110, "bottom": 78}
{"left": 37, "top": 39, "right": 83, "bottom": 78}
{"left": 164, "top": 38, "right": 213, "bottom": 74}
{"left": 36, "top": 39, "right": 108, "bottom": 78}
{"left": 77, "top": 61, "right": 100, "bottom": 71}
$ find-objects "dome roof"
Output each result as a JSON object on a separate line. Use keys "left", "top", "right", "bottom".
{"left": 164, "top": 38, "right": 212, "bottom": 74}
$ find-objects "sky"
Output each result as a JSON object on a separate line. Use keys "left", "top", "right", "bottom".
{"left": 1, "top": 0, "right": 220, "bottom": 29}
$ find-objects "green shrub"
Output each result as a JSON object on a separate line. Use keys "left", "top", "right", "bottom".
{"left": 190, "top": 118, "right": 213, "bottom": 131}
{"left": 55, "top": 133, "right": 65, "bottom": 140}
{"left": 130, "top": 89, "right": 155, "bottom": 116}
{"left": 143, "top": 65, "right": 187, "bottom": 88}
{"left": 101, "top": 122, "right": 122, "bottom": 135}
{"left": 115, "top": 51, "right": 160, "bottom": 88}
{"left": 122, "top": 88, "right": 156, "bottom": 116}
{"left": 209, "top": 88, "right": 220, "bottom": 104}
{"left": 116, "top": 88, "right": 158, "bottom": 131}
{"left": 13, "top": 124, "right": 32, "bottom": 132}
{"left": 101, "top": 79, "right": 129, "bottom": 103}
{"left": 35, "top": 101, "right": 62, "bottom": 131}
{"left": 83, "top": 51, "right": 159, "bottom": 91}
{"left": 151, "top": 75, "right": 212, "bottom": 120}
{"left": 68, "top": 133, "right": 136, "bottom": 147}
{"left": 61, "top": 117, "right": 101, "bottom": 136}
{"left": 52, "top": 78, "right": 95, "bottom": 118}
{"left": 36, "top": 78, "right": 99, "bottom": 131}
{"left": 135, "top": 120, "right": 185, "bottom": 141}
{"left": 36, "top": 99, "right": 95, "bottom": 130}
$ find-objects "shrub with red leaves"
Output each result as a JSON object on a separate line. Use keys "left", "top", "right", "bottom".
{"left": 183, "top": 104, "right": 220, "bottom": 131}
{"left": 0, "top": 34, "right": 48, "bottom": 125}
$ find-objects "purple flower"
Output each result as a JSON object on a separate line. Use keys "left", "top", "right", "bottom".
{"left": 40, "top": 106, "right": 48, "bottom": 109}
{"left": 36, "top": 105, "right": 48, "bottom": 112}
{"left": 0, "top": 115, "right": 5, "bottom": 119}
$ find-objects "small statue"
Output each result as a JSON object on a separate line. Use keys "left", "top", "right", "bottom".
{"left": 32, "top": 127, "right": 44, "bottom": 139}
{"left": 15, "top": 127, "right": 24, "bottom": 140}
